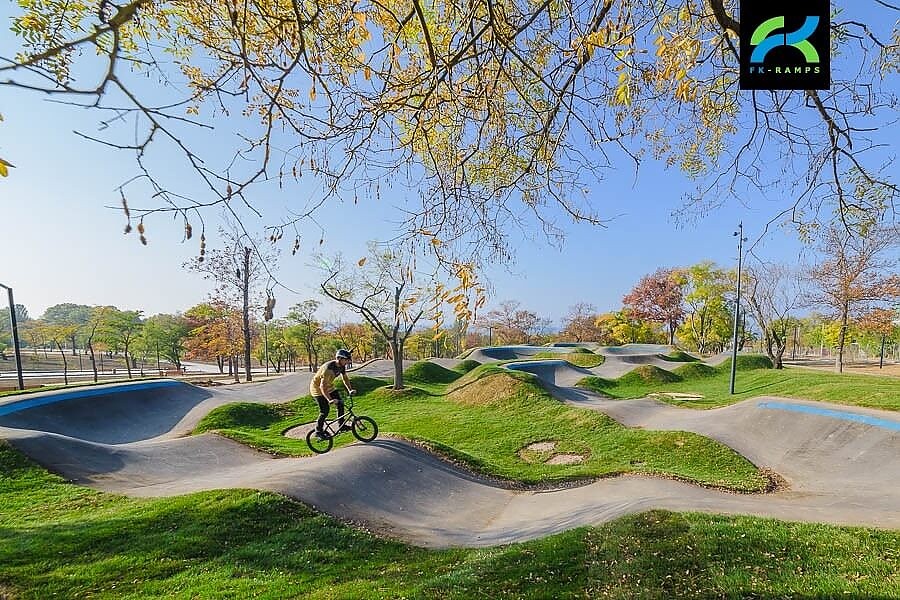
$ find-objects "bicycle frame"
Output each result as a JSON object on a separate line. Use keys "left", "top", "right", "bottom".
{"left": 318, "top": 393, "right": 357, "bottom": 436}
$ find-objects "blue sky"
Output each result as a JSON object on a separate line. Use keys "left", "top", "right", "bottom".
{"left": 0, "top": 2, "right": 895, "bottom": 327}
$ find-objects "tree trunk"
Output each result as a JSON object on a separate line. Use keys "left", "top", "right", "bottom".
{"left": 391, "top": 339, "right": 403, "bottom": 390}
{"left": 836, "top": 302, "right": 849, "bottom": 373}
{"left": 242, "top": 247, "right": 253, "bottom": 382}
{"left": 55, "top": 341, "right": 68, "bottom": 385}
{"left": 234, "top": 355, "right": 241, "bottom": 383}
{"left": 124, "top": 347, "right": 133, "bottom": 379}
{"left": 71, "top": 334, "right": 77, "bottom": 356}
{"left": 87, "top": 339, "right": 98, "bottom": 383}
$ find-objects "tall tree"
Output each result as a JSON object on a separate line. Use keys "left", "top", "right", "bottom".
{"left": 320, "top": 244, "right": 476, "bottom": 389}
{"left": 856, "top": 308, "right": 900, "bottom": 368}
{"left": 481, "top": 301, "right": 543, "bottom": 345}
{"left": 44, "top": 324, "right": 79, "bottom": 384}
{"left": 623, "top": 269, "right": 685, "bottom": 346}
{"left": 141, "top": 314, "right": 191, "bottom": 371}
{"left": 743, "top": 262, "right": 803, "bottom": 369}
{"left": 0, "top": 304, "right": 29, "bottom": 359}
{"left": 561, "top": 302, "right": 602, "bottom": 343}
{"left": 677, "top": 263, "right": 732, "bottom": 354}
{"left": 184, "top": 302, "right": 243, "bottom": 376}
{"left": 186, "top": 228, "right": 277, "bottom": 382}
{"left": 42, "top": 303, "right": 93, "bottom": 355}
{"left": 805, "top": 225, "right": 900, "bottom": 373}
{"left": 98, "top": 309, "right": 144, "bottom": 378}
{"left": 286, "top": 300, "right": 324, "bottom": 371}
{"left": 82, "top": 306, "right": 113, "bottom": 382}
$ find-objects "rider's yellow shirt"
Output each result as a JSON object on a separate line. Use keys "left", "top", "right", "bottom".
{"left": 309, "top": 360, "right": 346, "bottom": 397}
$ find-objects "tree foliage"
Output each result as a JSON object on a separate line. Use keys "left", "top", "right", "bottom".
{"left": 804, "top": 224, "right": 900, "bottom": 372}
{"left": 622, "top": 268, "right": 685, "bottom": 345}
{"left": 676, "top": 262, "right": 733, "bottom": 354}
{"left": 743, "top": 262, "right": 803, "bottom": 369}
{"left": 5, "top": 0, "right": 896, "bottom": 271}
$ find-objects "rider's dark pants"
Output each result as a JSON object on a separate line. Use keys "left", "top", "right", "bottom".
{"left": 315, "top": 390, "right": 344, "bottom": 432}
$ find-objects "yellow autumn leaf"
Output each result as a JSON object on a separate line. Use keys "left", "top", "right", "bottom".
{"left": 353, "top": 12, "right": 366, "bottom": 27}
{"left": 309, "top": 85, "right": 316, "bottom": 102}
{"left": 357, "top": 257, "right": 366, "bottom": 267}
{"left": 430, "top": 237, "right": 442, "bottom": 247}
{"left": 0, "top": 159, "right": 12, "bottom": 177}
{"left": 364, "top": 66, "right": 371, "bottom": 80}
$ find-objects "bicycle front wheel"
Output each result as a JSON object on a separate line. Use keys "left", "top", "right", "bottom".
{"left": 306, "top": 429, "right": 334, "bottom": 454}
{"left": 351, "top": 416, "right": 378, "bottom": 442}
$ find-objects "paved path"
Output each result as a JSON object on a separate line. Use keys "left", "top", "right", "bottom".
{"left": 1, "top": 350, "right": 898, "bottom": 548}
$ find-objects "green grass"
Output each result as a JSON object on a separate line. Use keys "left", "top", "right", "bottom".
{"left": 197, "top": 365, "right": 767, "bottom": 491}
{"left": 1, "top": 442, "right": 898, "bottom": 598}
{"left": 404, "top": 361, "right": 462, "bottom": 384}
{"left": 579, "top": 355, "right": 900, "bottom": 411}
{"left": 454, "top": 359, "right": 482, "bottom": 373}
{"left": 529, "top": 351, "right": 606, "bottom": 368}
{"left": 657, "top": 350, "right": 700, "bottom": 362}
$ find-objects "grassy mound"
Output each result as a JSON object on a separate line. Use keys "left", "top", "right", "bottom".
{"left": 674, "top": 363, "right": 719, "bottom": 379}
{"left": 571, "top": 347, "right": 596, "bottom": 354}
{"left": 447, "top": 371, "right": 527, "bottom": 406}
{"left": 196, "top": 403, "right": 284, "bottom": 431}
{"left": 619, "top": 365, "right": 682, "bottom": 386}
{"left": 454, "top": 359, "right": 482, "bottom": 373}
{"left": 657, "top": 350, "right": 700, "bottom": 362}
{"left": 716, "top": 355, "right": 774, "bottom": 371}
{"left": 530, "top": 351, "right": 605, "bottom": 368}
{"left": 404, "top": 361, "right": 462, "bottom": 384}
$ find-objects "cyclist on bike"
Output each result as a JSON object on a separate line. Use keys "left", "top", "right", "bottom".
{"left": 311, "top": 349, "right": 356, "bottom": 439}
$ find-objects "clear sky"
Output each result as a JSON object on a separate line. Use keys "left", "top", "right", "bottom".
{"left": 0, "top": 2, "right": 895, "bottom": 327}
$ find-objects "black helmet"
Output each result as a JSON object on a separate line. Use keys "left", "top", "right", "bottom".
{"left": 335, "top": 349, "right": 352, "bottom": 360}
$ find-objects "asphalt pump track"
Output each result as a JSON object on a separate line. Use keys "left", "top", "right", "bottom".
{"left": 1, "top": 350, "right": 898, "bottom": 548}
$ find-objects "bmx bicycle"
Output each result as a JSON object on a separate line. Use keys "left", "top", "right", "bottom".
{"left": 305, "top": 391, "right": 378, "bottom": 454}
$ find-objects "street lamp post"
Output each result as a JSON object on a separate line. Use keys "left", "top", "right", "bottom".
{"left": 264, "top": 321, "right": 269, "bottom": 377}
{"left": 729, "top": 223, "right": 747, "bottom": 395}
{"left": 0, "top": 282, "right": 25, "bottom": 390}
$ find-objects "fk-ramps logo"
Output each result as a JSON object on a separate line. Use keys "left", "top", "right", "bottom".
{"left": 740, "top": 0, "right": 830, "bottom": 90}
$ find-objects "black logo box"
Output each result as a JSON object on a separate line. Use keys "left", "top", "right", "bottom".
{"left": 739, "top": 0, "right": 830, "bottom": 90}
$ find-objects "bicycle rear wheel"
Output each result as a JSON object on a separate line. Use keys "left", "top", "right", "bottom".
{"left": 306, "top": 429, "right": 334, "bottom": 454}
{"left": 351, "top": 416, "right": 378, "bottom": 442}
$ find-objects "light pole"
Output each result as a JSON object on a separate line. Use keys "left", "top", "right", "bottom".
{"left": 0, "top": 282, "right": 24, "bottom": 390}
{"left": 264, "top": 321, "right": 269, "bottom": 377}
{"left": 729, "top": 223, "right": 747, "bottom": 395}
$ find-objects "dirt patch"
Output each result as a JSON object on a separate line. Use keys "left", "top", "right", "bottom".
{"left": 283, "top": 422, "right": 317, "bottom": 440}
{"left": 546, "top": 453, "right": 585, "bottom": 465}
{"left": 525, "top": 441, "right": 557, "bottom": 452}
{"left": 518, "top": 440, "right": 588, "bottom": 466}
